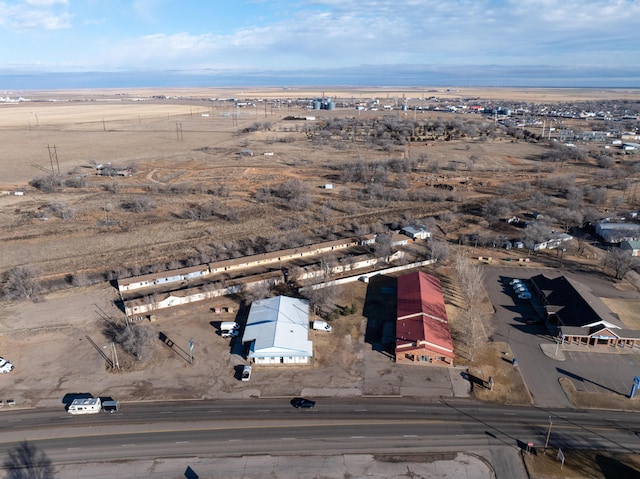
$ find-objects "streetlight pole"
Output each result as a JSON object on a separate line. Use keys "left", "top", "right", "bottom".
{"left": 544, "top": 416, "right": 553, "bottom": 452}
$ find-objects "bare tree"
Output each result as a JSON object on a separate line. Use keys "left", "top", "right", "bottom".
{"left": 483, "top": 197, "right": 511, "bottom": 224}
{"left": 104, "top": 322, "right": 155, "bottom": 362}
{"left": 303, "top": 285, "right": 339, "bottom": 318}
{"left": 454, "top": 253, "right": 487, "bottom": 361}
{"left": 241, "top": 280, "right": 274, "bottom": 304}
{"left": 548, "top": 207, "right": 584, "bottom": 233}
{"left": 373, "top": 231, "right": 393, "bottom": 261}
{"left": 1, "top": 266, "right": 42, "bottom": 301}
{"left": 430, "top": 239, "right": 450, "bottom": 261}
{"left": 4, "top": 441, "right": 55, "bottom": 479}
{"left": 606, "top": 248, "right": 634, "bottom": 280}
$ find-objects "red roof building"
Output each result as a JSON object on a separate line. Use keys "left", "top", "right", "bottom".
{"left": 395, "top": 271, "right": 455, "bottom": 366}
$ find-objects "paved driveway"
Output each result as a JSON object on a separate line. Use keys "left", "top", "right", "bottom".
{"left": 483, "top": 266, "right": 640, "bottom": 408}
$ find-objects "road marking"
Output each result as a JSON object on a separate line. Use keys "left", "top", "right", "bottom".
{"left": 504, "top": 413, "right": 516, "bottom": 415}
{"left": 351, "top": 436, "right": 365, "bottom": 438}
{"left": 257, "top": 409, "right": 270, "bottom": 412}
{"left": 8, "top": 419, "right": 22, "bottom": 422}
{"left": 121, "top": 444, "right": 136, "bottom": 447}
{"left": 355, "top": 409, "right": 368, "bottom": 412}
{"left": 207, "top": 410, "right": 221, "bottom": 413}
{"left": 228, "top": 439, "right": 241, "bottom": 442}
{"left": 403, "top": 409, "right": 417, "bottom": 412}
{"left": 175, "top": 441, "right": 190, "bottom": 444}
{"left": 280, "top": 437, "right": 295, "bottom": 440}
{"left": 403, "top": 435, "right": 418, "bottom": 437}
{"left": 159, "top": 411, "right": 173, "bottom": 414}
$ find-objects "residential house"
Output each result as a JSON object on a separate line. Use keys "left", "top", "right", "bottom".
{"left": 533, "top": 233, "right": 573, "bottom": 251}
{"left": 620, "top": 240, "right": 640, "bottom": 257}
{"left": 402, "top": 225, "right": 431, "bottom": 240}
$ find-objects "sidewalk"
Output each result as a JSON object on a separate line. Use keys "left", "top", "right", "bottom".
{"left": 540, "top": 340, "right": 640, "bottom": 361}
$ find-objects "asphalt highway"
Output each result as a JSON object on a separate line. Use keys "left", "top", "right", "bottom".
{"left": 0, "top": 398, "right": 638, "bottom": 466}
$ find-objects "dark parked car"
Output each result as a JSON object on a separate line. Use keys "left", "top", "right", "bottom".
{"left": 291, "top": 398, "right": 316, "bottom": 409}
{"left": 526, "top": 318, "right": 544, "bottom": 325}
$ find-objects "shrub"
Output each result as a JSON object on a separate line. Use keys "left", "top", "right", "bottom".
{"left": 122, "top": 196, "right": 156, "bottom": 213}
{"left": 29, "top": 175, "right": 64, "bottom": 193}
{"left": 1, "top": 266, "right": 42, "bottom": 301}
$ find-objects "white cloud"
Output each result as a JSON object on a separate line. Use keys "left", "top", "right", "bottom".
{"left": 24, "top": 0, "right": 68, "bottom": 5}
{"left": 0, "top": 0, "right": 71, "bottom": 30}
{"left": 21, "top": 0, "right": 640, "bottom": 72}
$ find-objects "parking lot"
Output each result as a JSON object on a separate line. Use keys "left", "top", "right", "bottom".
{"left": 483, "top": 266, "right": 640, "bottom": 408}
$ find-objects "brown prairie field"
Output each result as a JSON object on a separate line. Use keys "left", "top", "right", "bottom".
{"left": 2, "top": 87, "right": 635, "bottom": 278}
{"left": 0, "top": 86, "right": 639, "bottom": 413}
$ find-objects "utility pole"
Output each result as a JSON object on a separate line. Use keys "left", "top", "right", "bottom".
{"left": 544, "top": 416, "right": 553, "bottom": 452}
{"left": 47, "top": 144, "right": 60, "bottom": 174}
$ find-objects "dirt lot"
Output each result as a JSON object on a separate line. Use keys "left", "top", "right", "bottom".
{"left": 0, "top": 275, "right": 469, "bottom": 408}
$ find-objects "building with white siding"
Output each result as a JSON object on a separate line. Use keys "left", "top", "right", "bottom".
{"left": 243, "top": 296, "right": 313, "bottom": 365}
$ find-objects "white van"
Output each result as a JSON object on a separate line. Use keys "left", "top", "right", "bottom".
{"left": 312, "top": 320, "right": 332, "bottom": 332}
{"left": 220, "top": 322, "right": 239, "bottom": 331}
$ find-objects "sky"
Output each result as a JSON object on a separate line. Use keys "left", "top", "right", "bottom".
{"left": 1, "top": 0, "right": 639, "bottom": 88}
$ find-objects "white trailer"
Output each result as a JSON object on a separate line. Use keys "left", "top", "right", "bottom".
{"left": 67, "top": 397, "right": 102, "bottom": 415}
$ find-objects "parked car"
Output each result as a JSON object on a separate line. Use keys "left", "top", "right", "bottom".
{"left": 102, "top": 400, "right": 120, "bottom": 413}
{"left": 241, "top": 365, "right": 252, "bottom": 382}
{"left": 0, "top": 358, "right": 14, "bottom": 374}
{"left": 526, "top": 318, "right": 543, "bottom": 325}
{"left": 509, "top": 278, "right": 523, "bottom": 285}
{"left": 291, "top": 398, "right": 316, "bottom": 409}
{"left": 513, "top": 285, "right": 528, "bottom": 293}
{"left": 518, "top": 292, "right": 532, "bottom": 300}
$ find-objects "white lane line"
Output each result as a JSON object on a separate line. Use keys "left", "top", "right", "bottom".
{"left": 207, "top": 410, "right": 221, "bottom": 413}
{"left": 351, "top": 436, "right": 365, "bottom": 438}
{"left": 159, "top": 411, "right": 173, "bottom": 414}
{"left": 175, "top": 441, "right": 190, "bottom": 444}
{"left": 281, "top": 437, "right": 295, "bottom": 440}
{"left": 403, "top": 409, "right": 417, "bottom": 412}
{"left": 403, "top": 435, "right": 418, "bottom": 437}
{"left": 355, "top": 409, "right": 368, "bottom": 412}
{"left": 228, "top": 439, "right": 241, "bottom": 442}
{"left": 121, "top": 444, "right": 136, "bottom": 447}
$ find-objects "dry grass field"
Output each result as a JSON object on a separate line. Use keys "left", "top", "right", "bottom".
{"left": 2, "top": 87, "right": 635, "bottom": 280}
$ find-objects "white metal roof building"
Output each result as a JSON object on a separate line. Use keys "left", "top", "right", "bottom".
{"left": 243, "top": 296, "right": 313, "bottom": 365}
